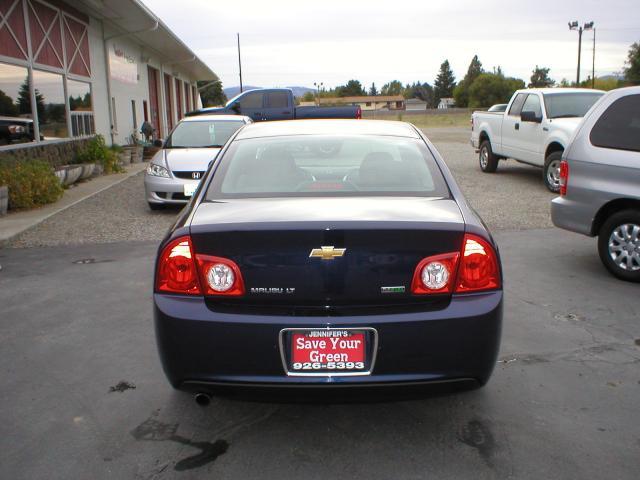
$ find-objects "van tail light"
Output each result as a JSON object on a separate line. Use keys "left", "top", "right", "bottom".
{"left": 356, "top": 106, "right": 362, "bottom": 119}
{"left": 559, "top": 160, "right": 569, "bottom": 196}
{"left": 156, "top": 236, "right": 202, "bottom": 295}
{"left": 412, "top": 234, "right": 501, "bottom": 295}
{"left": 156, "top": 235, "right": 245, "bottom": 296}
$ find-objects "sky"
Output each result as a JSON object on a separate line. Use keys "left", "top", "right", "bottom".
{"left": 144, "top": 0, "right": 640, "bottom": 90}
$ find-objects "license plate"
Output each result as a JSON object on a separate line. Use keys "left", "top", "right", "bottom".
{"left": 280, "top": 328, "right": 377, "bottom": 376}
{"left": 183, "top": 182, "right": 198, "bottom": 197}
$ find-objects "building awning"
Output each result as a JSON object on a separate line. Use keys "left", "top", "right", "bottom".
{"left": 71, "top": 0, "right": 217, "bottom": 81}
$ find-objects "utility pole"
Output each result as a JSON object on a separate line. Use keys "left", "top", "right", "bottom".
{"left": 592, "top": 27, "right": 596, "bottom": 88}
{"left": 237, "top": 33, "right": 243, "bottom": 93}
{"left": 568, "top": 21, "right": 594, "bottom": 86}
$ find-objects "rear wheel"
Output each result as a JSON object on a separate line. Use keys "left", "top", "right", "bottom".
{"left": 543, "top": 151, "right": 563, "bottom": 193}
{"left": 148, "top": 202, "right": 165, "bottom": 211}
{"left": 479, "top": 140, "right": 498, "bottom": 173}
{"left": 597, "top": 209, "right": 640, "bottom": 282}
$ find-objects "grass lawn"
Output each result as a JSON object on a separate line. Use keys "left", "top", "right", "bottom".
{"left": 364, "top": 111, "right": 472, "bottom": 128}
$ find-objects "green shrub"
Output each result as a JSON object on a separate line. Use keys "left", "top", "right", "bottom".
{"left": 75, "top": 135, "right": 124, "bottom": 174}
{"left": 0, "top": 159, "right": 63, "bottom": 210}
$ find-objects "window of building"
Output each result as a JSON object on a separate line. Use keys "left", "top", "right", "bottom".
{"left": 590, "top": 94, "right": 640, "bottom": 153}
{"left": 32, "top": 70, "right": 67, "bottom": 139}
{"left": 68, "top": 78, "right": 93, "bottom": 137}
{"left": 0, "top": 62, "right": 33, "bottom": 145}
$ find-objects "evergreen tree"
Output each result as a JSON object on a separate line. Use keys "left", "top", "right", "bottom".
{"left": 528, "top": 65, "right": 555, "bottom": 88}
{"left": 17, "top": 77, "right": 46, "bottom": 122}
{"left": 434, "top": 60, "right": 456, "bottom": 106}
{"left": 453, "top": 55, "right": 484, "bottom": 107}
{"left": 335, "top": 79, "right": 365, "bottom": 97}
{"left": 197, "top": 80, "right": 227, "bottom": 107}
{"left": 0, "top": 89, "right": 18, "bottom": 116}
{"left": 368, "top": 82, "right": 378, "bottom": 96}
{"left": 381, "top": 80, "right": 403, "bottom": 96}
{"left": 624, "top": 42, "right": 640, "bottom": 85}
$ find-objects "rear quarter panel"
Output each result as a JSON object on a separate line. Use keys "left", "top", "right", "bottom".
{"left": 558, "top": 90, "right": 640, "bottom": 235}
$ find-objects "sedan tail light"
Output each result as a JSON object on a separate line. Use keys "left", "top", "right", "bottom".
{"left": 156, "top": 236, "right": 245, "bottom": 296}
{"left": 156, "top": 236, "right": 202, "bottom": 295}
{"left": 559, "top": 160, "right": 569, "bottom": 196}
{"left": 195, "top": 255, "right": 245, "bottom": 296}
{"left": 412, "top": 234, "right": 501, "bottom": 295}
{"left": 356, "top": 106, "right": 362, "bottom": 119}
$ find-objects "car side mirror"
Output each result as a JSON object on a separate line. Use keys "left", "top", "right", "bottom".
{"left": 230, "top": 103, "right": 241, "bottom": 114}
{"left": 521, "top": 111, "right": 542, "bottom": 123}
{"left": 153, "top": 139, "right": 163, "bottom": 148}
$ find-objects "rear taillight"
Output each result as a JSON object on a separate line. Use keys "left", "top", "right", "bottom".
{"left": 412, "top": 234, "right": 501, "bottom": 295}
{"left": 195, "top": 255, "right": 245, "bottom": 296}
{"left": 470, "top": 116, "right": 474, "bottom": 131}
{"left": 156, "top": 236, "right": 202, "bottom": 295}
{"left": 411, "top": 253, "right": 460, "bottom": 294}
{"left": 559, "top": 160, "right": 569, "bottom": 196}
{"left": 156, "top": 236, "right": 245, "bottom": 296}
{"left": 356, "top": 106, "right": 362, "bottom": 119}
{"left": 455, "top": 234, "right": 500, "bottom": 292}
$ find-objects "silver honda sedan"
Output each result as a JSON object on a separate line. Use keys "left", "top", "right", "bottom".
{"left": 145, "top": 114, "right": 252, "bottom": 209}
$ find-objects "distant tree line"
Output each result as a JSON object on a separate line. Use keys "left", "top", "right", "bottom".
{"left": 194, "top": 41, "right": 640, "bottom": 110}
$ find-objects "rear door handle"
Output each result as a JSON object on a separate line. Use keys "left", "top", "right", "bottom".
{"left": 282, "top": 111, "right": 291, "bottom": 115}
{"left": 515, "top": 123, "right": 519, "bottom": 130}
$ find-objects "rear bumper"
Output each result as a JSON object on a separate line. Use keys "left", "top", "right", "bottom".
{"left": 551, "top": 196, "right": 594, "bottom": 236}
{"left": 154, "top": 291, "right": 503, "bottom": 389}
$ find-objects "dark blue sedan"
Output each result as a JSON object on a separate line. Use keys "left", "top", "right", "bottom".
{"left": 154, "top": 119, "right": 502, "bottom": 401}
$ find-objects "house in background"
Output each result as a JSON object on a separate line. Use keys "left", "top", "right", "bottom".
{"left": 405, "top": 98, "right": 428, "bottom": 111}
{"left": 319, "top": 95, "right": 405, "bottom": 111}
{"left": 437, "top": 98, "right": 456, "bottom": 109}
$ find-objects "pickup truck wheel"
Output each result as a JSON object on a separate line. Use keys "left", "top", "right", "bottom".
{"left": 597, "top": 210, "right": 640, "bottom": 282}
{"left": 479, "top": 141, "right": 498, "bottom": 173}
{"left": 543, "top": 152, "right": 563, "bottom": 193}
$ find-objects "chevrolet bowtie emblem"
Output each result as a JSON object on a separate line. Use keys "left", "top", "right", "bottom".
{"left": 309, "top": 246, "right": 346, "bottom": 260}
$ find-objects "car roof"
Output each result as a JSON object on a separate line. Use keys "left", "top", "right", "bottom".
{"left": 234, "top": 119, "right": 420, "bottom": 140}
{"left": 180, "top": 114, "right": 250, "bottom": 123}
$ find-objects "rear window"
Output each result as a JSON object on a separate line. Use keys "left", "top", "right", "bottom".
{"left": 590, "top": 94, "right": 640, "bottom": 152}
{"left": 543, "top": 92, "right": 603, "bottom": 119}
{"left": 206, "top": 135, "right": 450, "bottom": 198}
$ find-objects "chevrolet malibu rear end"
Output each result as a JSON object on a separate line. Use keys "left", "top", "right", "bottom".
{"left": 154, "top": 120, "right": 503, "bottom": 394}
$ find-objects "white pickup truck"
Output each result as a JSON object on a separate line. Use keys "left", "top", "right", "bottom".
{"left": 470, "top": 88, "right": 604, "bottom": 192}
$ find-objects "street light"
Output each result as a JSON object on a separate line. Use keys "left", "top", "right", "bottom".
{"left": 569, "top": 21, "right": 594, "bottom": 86}
{"left": 313, "top": 81, "right": 323, "bottom": 106}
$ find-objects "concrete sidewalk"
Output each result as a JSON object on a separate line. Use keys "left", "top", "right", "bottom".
{"left": 0, "top": 162, "right": 147, "bottom": 244}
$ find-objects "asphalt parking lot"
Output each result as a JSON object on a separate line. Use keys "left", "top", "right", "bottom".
{"left": 1, "top": 127, "right": 638, "bottom": 479}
